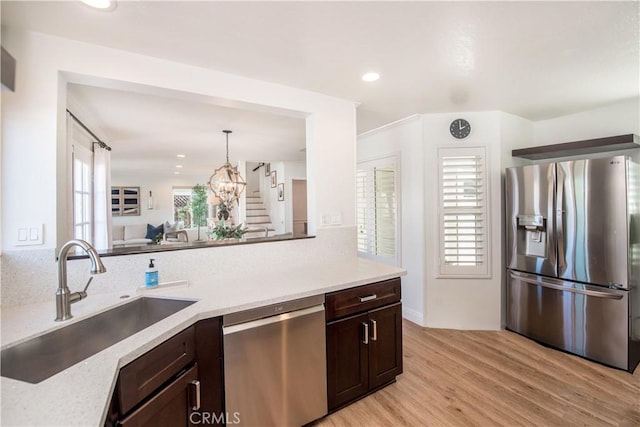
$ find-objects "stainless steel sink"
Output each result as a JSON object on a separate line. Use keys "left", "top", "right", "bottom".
{"left": 1, "top": 297, "right": 197, "bottom": 384}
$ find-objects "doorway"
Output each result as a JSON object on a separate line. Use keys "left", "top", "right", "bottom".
{"left": 292, "top": 179, "right": 308, "bottom": 235}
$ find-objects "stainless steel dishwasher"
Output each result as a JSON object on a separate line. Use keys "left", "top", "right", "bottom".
{"left": 223, "top": 294, "right": 327, "bottom": 426}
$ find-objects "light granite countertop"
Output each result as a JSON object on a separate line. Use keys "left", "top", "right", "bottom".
{"left": 0, "top": 258, "right": 405, "bottom": 426}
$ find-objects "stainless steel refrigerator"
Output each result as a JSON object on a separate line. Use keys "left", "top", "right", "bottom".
{"left": 505, "top": 155, "right": 640, "bottom": 372}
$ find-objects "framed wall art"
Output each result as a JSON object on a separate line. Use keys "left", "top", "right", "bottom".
{"left": 111, "top": 186, "right": 140, "bottom": 216}
{"left": 277, "top": 183, "right": 284, "bottom": 201}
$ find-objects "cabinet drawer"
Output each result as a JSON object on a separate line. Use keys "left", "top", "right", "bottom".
{"left": 326, "top": 278, "right": 401, "bottom": 321}
{"left": 118, "top": 363, "right": 199, "bottom": 427}
{"left": 118, "top": 327, "right": 195, "bottom": 415}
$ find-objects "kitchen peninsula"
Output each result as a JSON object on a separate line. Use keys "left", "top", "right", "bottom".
{"left": 0, "top": 257, "right": 404, "bottom": 426}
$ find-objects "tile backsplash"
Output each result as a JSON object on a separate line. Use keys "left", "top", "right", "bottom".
{"left": 0, "top": 227, "right": 356, "bottom": 307}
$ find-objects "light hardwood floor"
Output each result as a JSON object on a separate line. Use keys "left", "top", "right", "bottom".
{"left": 315, "top": 320, "right": 640, "bottom": 427}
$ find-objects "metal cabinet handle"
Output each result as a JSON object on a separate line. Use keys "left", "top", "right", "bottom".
{"left": 371, "top": 319, "right": 377, "bottom": 341}
{"left": 359, "top": 294, "right": 377, "bottom": 303}
{"left": 362, "top": 322, "right": 369, "bottom": 344}
{"left": 190, "top": 380, "right": 201, "bottom": 410}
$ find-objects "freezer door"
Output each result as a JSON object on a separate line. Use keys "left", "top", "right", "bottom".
{"left": 557, "top": 157, "right": 628, "bottom": 288}
{"left": 505, "top": 163, "right": 556, "bottom": 277}
{"left": 506, "top": 270, "right": 629, "bottom": 370}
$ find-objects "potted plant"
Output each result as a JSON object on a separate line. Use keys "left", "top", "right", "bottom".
{"left": 208, "top": 220, "right": 249, "bottom": 241}
{"left": 191, "top": 184, "right": 208, "bottom": 242}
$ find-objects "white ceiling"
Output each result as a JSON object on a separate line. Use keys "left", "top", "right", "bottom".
{"left": 67, "top": 83, "right": 306, "bottom": 178}
{"left": 3, "top": 1, "right": 639, "bottom": 135}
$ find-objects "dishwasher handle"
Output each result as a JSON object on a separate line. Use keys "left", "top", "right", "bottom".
{"left": 223, "top": 304, "right": 325, "bottom": 335}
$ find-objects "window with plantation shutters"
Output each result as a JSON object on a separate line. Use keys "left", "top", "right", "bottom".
{"left": 438, "top": 147, "right": 489, "bottom": 277}
{"left": 357, "top": 156, "right": 400, "bottom": 266}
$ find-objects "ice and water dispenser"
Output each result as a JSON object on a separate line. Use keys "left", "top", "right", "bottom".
{"left": 517, "top": 214, "right": 547, "bottom": 258}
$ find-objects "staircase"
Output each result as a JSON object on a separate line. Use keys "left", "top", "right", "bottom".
{"left": 244, "top": 191, "right": 275, "bottom": 239}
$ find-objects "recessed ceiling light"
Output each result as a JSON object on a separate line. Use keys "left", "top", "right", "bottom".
{"left": 362, "top": 72, "right": 380, "bottom": 82}
{"left": 174, "top": 171, "right": 181, "bottom": 175}
{"left": 176, "top": 165, "right": 183, "bottom": 168}
{"left": 81, "top": 0, "right": 116, "bottom": 10}
{"left": 176, "top": 154, "right": 186, "bottom": 158}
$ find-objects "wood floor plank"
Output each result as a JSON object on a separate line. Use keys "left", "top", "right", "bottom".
{"left": 313, "top": 320, "right": 640, "bottom": 427}
{"left": 431, "top": 329, "right": 621, "bottom": 426}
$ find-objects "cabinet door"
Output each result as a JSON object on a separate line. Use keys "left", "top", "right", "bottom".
{"left": 327, "top": 312, "right": 369, "bottom": 411}
{"left": 368, "top": 302, "right": 403, "bottom": 389}
{"left": 194, "top": 318, "right": 224, "bottom": 419}
{"left": 118, "top": 364, "right": 199, "bottom": 427}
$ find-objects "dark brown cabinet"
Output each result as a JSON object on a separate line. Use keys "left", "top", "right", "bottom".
{"left": 105, "top": 317, "right": 223, "bottom": 427}
{"left": 118, "top": 363, "right": 199, "bottom": 427}
{"left": 368, "top": 303, "right": 403, "bottom": 389}
{"left": 325, "top": 278, "right": 403, "bottom": 411}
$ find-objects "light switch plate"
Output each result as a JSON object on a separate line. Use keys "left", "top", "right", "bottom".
{"left": 16, "top": 224, "right": 43, "bottom": 246}
{"left": 321, "top": 212, "right": 342, "bottom": 226}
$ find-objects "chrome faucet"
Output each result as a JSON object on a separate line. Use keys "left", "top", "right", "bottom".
{"left": 55, "top": 239, "right": 106, "bottom": 321}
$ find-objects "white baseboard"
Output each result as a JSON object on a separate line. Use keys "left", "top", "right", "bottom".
{"left": 402, "top": 306, "right": 425, "bottom": 327}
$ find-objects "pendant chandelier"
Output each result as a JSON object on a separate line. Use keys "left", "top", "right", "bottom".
{"left": 208, "top": 130, "right": 246, "bottom": 204}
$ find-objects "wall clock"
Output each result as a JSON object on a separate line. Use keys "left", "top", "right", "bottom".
{"left": 450, "top": 118, "right": 471, "bottom": 139}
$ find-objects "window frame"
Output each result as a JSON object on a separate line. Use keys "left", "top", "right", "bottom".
{"left": 437, "top": 146, "right": 491, "bottom": 278}
{"left": 72, "top": 144, "right": 93, "bottom": 244}
{"left": 356, "top": 154, "right": 402, "bottom": 267}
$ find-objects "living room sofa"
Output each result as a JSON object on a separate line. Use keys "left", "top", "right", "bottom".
{"left": 112, "top": 222, "right": 189, "bottom": 246}
{"left": 112, "top": 224, "right": 153, "bottom": 246}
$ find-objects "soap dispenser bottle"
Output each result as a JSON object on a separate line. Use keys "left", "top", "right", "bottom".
{"left": 145, "top": 258, "right": 159, "bottom": 287}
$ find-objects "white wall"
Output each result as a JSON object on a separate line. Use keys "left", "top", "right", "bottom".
{"left": 245, "top": 162, "right": 261, "bottom": 193}
{"left": 266, "top": 161, "right": 285, "bottom": 234}
{"left": 358, "top": 116, "right": 425, "bottom": 325}
{"left": 357, "top": 103, "right": 637, "bottom": 331}
{"left": 257, "top": 160, "right": 307, "bottom": 235}
{"left": 0, "top": 29, "right": 356, "bottom": 306}
{"left": 111, "top": 170, "right": 207, "bottom": 228}
{"left": 350, "top": 102, "right": 638, "bottom": 332}
{"left": 533, "top": 97, "right": 640, "bottom": 146}
{"left": 1, "top": 29, "right": 356, "bottom": 252}
{"left": 283, "top": 160, "right": 307, "bottom": 234}
{"left": 358, "top": 112, "right": 532, "bottom": 330}
{"left": 422, "top": 112, "right": 503, "bottom": 330}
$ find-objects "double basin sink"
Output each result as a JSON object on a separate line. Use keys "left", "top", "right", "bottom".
{"left": 1, "top": 297, "right": 196, "bottom": 384}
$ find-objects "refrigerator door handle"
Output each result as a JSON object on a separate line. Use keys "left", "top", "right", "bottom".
{"left": 556, "top": 167, "right": 566, "bottom": 272}
{"left": 509, "top": 272, "right": 623, "bottom": 300}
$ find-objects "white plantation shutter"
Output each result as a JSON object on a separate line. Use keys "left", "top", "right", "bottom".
{"left": 438, "top": 147, "right": 489, "bottom": 276}
{"left": 357, "top": 156, "right": 400, "bottom": 266}
{"left": 356, "top": 169, "right": 369, "bottom": 252}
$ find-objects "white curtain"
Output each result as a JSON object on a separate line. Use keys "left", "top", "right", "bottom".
{"left": 93, "top": 145, "right": 112, "bottom": 250}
